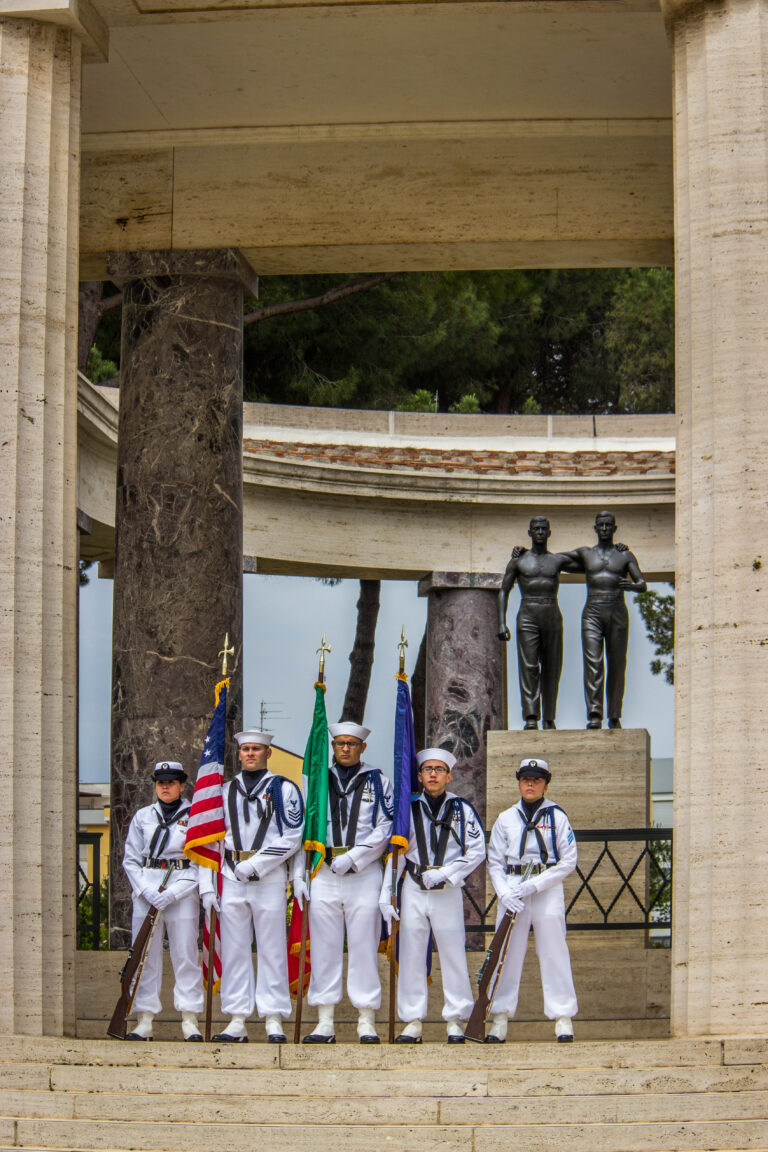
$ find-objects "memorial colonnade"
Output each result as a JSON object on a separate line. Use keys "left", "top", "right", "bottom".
{"left": 1, "top": 0, "right": 768, "bottom": 1037}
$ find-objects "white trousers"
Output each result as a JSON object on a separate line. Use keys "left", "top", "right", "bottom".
{"left": 490, "top": 882, "right": 578, "bottom": 1019}
{"left": 131, "top": 891, "right": 204, "bottom": 1015}
{"left": 219, "top": 873, "right": 291, "bottom": 1019}
{"left": 397, "top": 875, "right": 474, "bottom": 1023}
{"left": 307, "top": 863, "right": 383, "bottom": 1010}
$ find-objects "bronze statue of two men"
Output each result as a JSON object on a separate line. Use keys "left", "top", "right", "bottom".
{"left": 498, "top": 512, "right": 647, "bottom": 730}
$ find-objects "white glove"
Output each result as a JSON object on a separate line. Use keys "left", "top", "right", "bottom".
{"left": 499, "top": 888, "right": 525, "bottom": 914}
{"left": 151, "top": 887, "right": 176, "bottom": 911}
{"left": 293, "top": 878, "right": 310, "bottom": 910}
{"left": 330, "top": 853, "right": 354, "bottom": 876}
{"left": 234, "top": 859, "right": 258, "bottom": 882}
{"left": 141, "top": 886, "right": 162, "bottom": 908}
{"left": 421, "top": 867, "right": 450, "bottom": 889}
{"left": 516, "top": 879, "right": 537, "bottom": 899}
{"left": 201, "top": 890, "right": 220, "bottom": 915}
{"left": 379, "top": 901, "right": 400, "bottom": 933}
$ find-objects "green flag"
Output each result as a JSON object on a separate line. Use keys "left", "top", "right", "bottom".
{"left": 302, "top": 681, "right": 329, "bottom": 877}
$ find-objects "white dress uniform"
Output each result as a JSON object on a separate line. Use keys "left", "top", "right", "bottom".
{"left": 198, "top": 770, "right": 304, "bottom": 1020}
{"left": 487, "top": 796, "right": 578, "bottom": 1020}
{"left": 382, "top": 791, "right": 485, "bottom": 1024}
{"left": 123, "top": 801, "right": 204, "bottom": 1016}
{"left": 295, "top": 760, "right": 393, "bottom": 1011}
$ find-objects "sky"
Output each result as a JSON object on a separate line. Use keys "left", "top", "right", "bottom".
{"left": 78, "top": 572, "right": 674, "bottom": 784}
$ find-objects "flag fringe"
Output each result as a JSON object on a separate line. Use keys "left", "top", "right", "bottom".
{"left": 214, "top": 677, "right": 230, "bottom": 706}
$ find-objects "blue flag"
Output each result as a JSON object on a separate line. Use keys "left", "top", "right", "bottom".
{"left": 390, "top": 674, "right": 419, "bottom": 852}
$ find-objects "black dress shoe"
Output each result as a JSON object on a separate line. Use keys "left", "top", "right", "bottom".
{"left": 212, "top": 1032, "right": 249, "bottom": 1043}
{"left": 394, "top": 1034, "right": 422, "bottom": 1044}
{"left": 360, "top": 1034, "right": 380, "bottom": 1044}
{"left": 557, "top": 1034, "right": 574, "bottom": 1043}
{"left": 523, "top": 718, "right": 538, "bottom": 730}
{"left": 302, "top": 1033, "right": 336, "bottom": 1043}
{"left": 185, "top": 1034, "right": 203, "bottom": 1042}
{"left": 267, "top": 1033, "right": 287, "bottom": 1044}
{"left": 586, "top": 716, "right": 602, "bottom": 729}
{"left": 447, "top": 1035, "right": 465, "bottom": 1044}
{"left": 125, "top": 1033, "right": 153, "bottom": 1041}
{"left": 484, "top": 1035, "right": 503, "bottom": 1044}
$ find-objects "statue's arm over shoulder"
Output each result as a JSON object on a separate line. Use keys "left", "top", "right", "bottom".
{"left": 620, "top": 553, "right": 647, "bottom": 594}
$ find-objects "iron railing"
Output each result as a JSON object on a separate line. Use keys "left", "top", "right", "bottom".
{"left": 77, "top": 831, "right": 103, "bottom": 949}
{"left": 464, "top": 828, "right": 672, "bottom": 935}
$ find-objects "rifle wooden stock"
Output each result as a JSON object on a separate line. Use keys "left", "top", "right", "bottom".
{"left": 293, "top": 853, "right": 310, "bottom": 1044}
{"left": 107, "top": 872, "right": 170, "bottom": 1040}
{"left": 464, "top": 909, "right": 516, "bottom": 1042}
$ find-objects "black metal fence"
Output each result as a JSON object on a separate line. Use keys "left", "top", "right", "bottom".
{"left": 464, "top": 828, "right": 673, "bottom": 936}
{"left": 77, "top": 831, "right": 103, "bottom": 949}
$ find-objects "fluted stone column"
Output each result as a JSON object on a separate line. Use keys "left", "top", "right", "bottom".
{"left": 419, "top": 573, "right": 505, "bottom": 941}
{"left": 106, "top": 250, "right": 255, "bottom": 944}
{"left": 0, "top": 17, "right": 80, "bottom": 1034}
{"left": 664, "top": 0, "right": 768, "bottom": 1035}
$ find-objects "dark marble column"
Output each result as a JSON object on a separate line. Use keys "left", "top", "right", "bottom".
{"left": 418, "top": 572, "right": 505, "bottom": 945}
{"left": 105, "top": 249, "right": 256, "bottom": 945}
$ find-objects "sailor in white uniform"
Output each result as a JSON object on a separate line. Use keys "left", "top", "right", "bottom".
{"left": 198, "top": 728, "right": 304, "bottom": 1043}
{"left": 379, "top": 748, "right": 485, "bottom": 1043}
{"left": 486, "top": 757, "right": 578, "bottom": 1042}
{"left": 294, "top": 721, "right": 394, "bottom": 1044}
{"left": 122, "top": 761, "right": 204, "bottom": 1041}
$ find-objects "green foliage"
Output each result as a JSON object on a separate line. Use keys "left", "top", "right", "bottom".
{"left": 242, "top": 268, "right": 675, "bottom": 414}
{"left": 79, "top": 560, "right": 93, "bottom": 586}
{"left": 396, "top": 389, "right": 437, "bottom": 412}
{"left": 86, "top": 344, "right": 118, "bottom": 384}
{"left": 448, "top": 393, "right": 482, "bottom": 414}
{"left": 604, "top": 269, "right": 674, "bottom": 413}
{"left": 636, "top": 587, "right": 675, "bottom": 684}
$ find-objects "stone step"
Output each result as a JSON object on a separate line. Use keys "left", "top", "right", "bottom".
{"left": 6, "top": 1117, "right": 768, "bottom": 1152}
{"left": 1, "top": 1087, "right": 766, "bottom": 1126}
{"left": 31, "top": 1059, "right": 768, "bottom": 1098}
{"left": 0, "top": 1035, "right": 732, "bottom": 1069}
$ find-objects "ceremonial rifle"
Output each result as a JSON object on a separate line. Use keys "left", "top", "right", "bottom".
{"left": 107, "top": 871, "right": 171, "bottom": 1040}
{"left": 293, "top": 633, "right": 330, "bottom": 1044}
{"left": 464, "top": 861, "right": 536, "bottom": 1043}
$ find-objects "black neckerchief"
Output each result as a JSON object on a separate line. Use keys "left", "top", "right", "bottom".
{"left": 328, "top": 763, "right": 368, "bottom": 846}
{"left": 517, "top": 799, "right": 551, "bottom": 863}
{"left": 148, "top": 800, "right": 189, "bottom": 858}
{"left": 228, "top": 771, "right": 273, "bottom": 851}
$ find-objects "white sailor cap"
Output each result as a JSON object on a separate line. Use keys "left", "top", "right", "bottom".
{"left": 328, "top": 722, "right": 370, "bottom": 742}
{"left": 235, "top": 729, "right": 274, "bottom": 747}
{"left": 416, "top": 748, "right": 457, "bottom": 771}
{"left": 153, "top": 761, "right": 187, "bottom": 781}
{"left": 516, "top": 757, "right": 551, "bottom": 781}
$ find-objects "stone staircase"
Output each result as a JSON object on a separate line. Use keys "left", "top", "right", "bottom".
{"left": 0, "top": 1035, "right": 766, "bottom": 1152}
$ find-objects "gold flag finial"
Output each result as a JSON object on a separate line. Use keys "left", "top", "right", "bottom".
{"left": 316, "top": 633, "right": 331, "bottom": 684}
{"left": 397, "top": 626, "right": 408, "bottom": 676}
{"left": 218, "top": 632, "right": 235, "bottom": 677}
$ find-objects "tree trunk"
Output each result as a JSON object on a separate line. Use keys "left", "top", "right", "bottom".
{"left": 340, "top": 579, "right": 381, "bottom": 723}
{"left": 411, "top": 626, "right": 427, "bottom": 749}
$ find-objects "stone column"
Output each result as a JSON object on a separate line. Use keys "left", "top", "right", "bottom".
{"left": 0, "top": 16, "right": 80, "bottom": 1034}
{"left": 418, "top": 573, "right": 505, "bottom": 942}
{"left": 664, "top": 0, "right": 768, "bottom": 1035}
{"left": 106, "top": 250, "right": 256, "bottom": 944}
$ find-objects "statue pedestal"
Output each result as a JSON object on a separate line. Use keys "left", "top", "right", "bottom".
{"left": 485, "top": 729, "right": 668, "bottom": 1034}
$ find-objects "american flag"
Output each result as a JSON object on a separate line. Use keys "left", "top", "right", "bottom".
{"left": 184, "top": 681, "right": 227, "bottom": 992}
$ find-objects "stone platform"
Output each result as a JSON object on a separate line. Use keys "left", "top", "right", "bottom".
{"left": 0, "top": 1034, "right": 765, "bottom": 1152}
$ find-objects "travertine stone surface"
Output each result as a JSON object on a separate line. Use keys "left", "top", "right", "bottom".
{"left": 106, "top": 249, "right": 252, "bottom": 943}
{"left": 666, "top": 0, "right": 768, "bottom": 1037}
{"left": 0, "top": 16, "right": 80, "bottom": 1035}
{"left": 419, "top": 573, "right": 505, "bottom": 939}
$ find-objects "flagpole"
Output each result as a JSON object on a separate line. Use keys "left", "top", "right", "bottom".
{"left": 204, "top": 904, "right": 217, "bottom": 1043}
{"left": 294, "top": 634, "right": 331, "bottom": 1045}
{"left": 389, "top": 627, "right": 408, "bottom": 1044}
